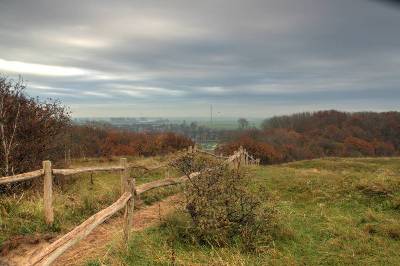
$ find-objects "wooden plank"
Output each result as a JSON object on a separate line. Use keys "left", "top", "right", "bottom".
{"left": 43, "top": 161, "right": 53, "bottom": 225}
{"left": 52, "top": 166, "right": 124, "bottom": 176}
{"left": 29, "top": 192, "right": 132, "bottom": 266}
{"left": 136, "top": 172, "right": 200, "bottom": 195}
{"left": 197, "top": 149, "right": 229, "bottom": 159}
{"left": 0, "top": 169, "right": 43, "bottom": 185}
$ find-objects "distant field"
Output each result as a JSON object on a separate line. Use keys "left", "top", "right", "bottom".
{"left": 197, "top": 120, "right": 263, "bottom": 130}
{"left": 169, "top": 117, "right": 264, "bottom": 130}
{"left": 92, "top": 157, "right": 400, "bottom": 265}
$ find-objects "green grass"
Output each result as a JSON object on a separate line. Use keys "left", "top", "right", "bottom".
{"left": 0, "top": 155, "right": 177, "bottom": 248}
{"left": 104, "top": 157, "right": 400, "bottom": 265}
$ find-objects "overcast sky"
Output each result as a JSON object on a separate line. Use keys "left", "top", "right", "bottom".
{"left": 0, "top": 0, "right": 399, "bottom": 118}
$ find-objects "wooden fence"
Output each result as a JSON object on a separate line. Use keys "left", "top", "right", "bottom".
{"left": 0, "top": 146, "right": 258, "bottom": 265}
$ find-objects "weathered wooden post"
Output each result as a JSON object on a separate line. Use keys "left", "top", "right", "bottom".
{"left": 188, "top": 146, "right": 193, "bottom": 154}
{"left": 239, "top": 147, "right": 244, "bottom": 167}
{"left": 193, "top": 145, "right": 197, "bottom": 153}
{"left": 120, "top": 158, "right": 128, "bottom": 195}
{"left": 123, "top": 178, "right": 135, "bottom": 244}
{"left": 68, "top": 149, "right": 71, "bottom": 165}
{"left": 43, "top": 160, "right": 54, "bottom": 225}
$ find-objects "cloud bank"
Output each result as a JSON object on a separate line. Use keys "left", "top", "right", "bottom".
{"left": 0, "top": 0, "right": 399, "bottom": 117}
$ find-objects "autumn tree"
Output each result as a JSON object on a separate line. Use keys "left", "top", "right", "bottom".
{"left": 220, "top": 110, "right": 400, "bottom": 164}
{"left": 238, "top": 118, "right": 249, "bottom": 130}
{"left": 0, "top": 76, "right": 70, "bottom": 176}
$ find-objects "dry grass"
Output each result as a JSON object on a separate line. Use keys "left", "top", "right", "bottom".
{"left": 106, "top": 157, "right": 400, "bottom": 265}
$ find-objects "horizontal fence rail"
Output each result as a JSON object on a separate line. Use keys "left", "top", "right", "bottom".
{"left": 0, "top": 146, "right": 257, "bottom": 186}
{"left": 30, "top": 170, "right": 205, "bottom": 264}
{"left": 30, "top": 192, "right": 133, "bottom": 266}
{"left": 0, "top": 169, "right": 44, "bottom": 185}
{"left": 52, "top": 165, "right": 124, "bottom": 176}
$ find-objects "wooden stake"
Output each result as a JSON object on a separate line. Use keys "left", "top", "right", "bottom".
{"left": 120, "top": 158, "right": 128, "bottom": 195}
{"left": 68, "top": 149, "right": 71, "bottom": 165}
{"left": 43, "top": 160, "right": 54, "bottom": 225}
{"left": 123, "top": 178, "right": 135, "bottom": 244}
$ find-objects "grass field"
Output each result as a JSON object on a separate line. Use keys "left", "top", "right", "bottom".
{"left": 0, "top": 155, "right": 179, "bottom": 249}
{"left": 196, "top": 119, "right": 263, "bottom": 130}
{"left": 89, "top": 157, "right": 400, "bottom": 265}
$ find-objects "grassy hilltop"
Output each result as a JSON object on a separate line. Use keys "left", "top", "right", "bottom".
{"left": 1, "top": 156, "right": 399, "bottom": 265}
{"left": 90, "top": 157, "right": 400, "bottom": 265}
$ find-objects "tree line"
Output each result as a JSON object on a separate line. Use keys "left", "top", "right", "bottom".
{"left": 217, "top": 110, "right": 400, "bottom": 164}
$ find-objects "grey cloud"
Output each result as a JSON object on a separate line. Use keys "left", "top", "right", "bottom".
{"left": 0, "top": 0, "right": 399, "bottom": 117}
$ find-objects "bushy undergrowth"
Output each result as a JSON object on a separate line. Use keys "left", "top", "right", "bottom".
{"left": 170, "top": 154, "right": 280, "bottom": 252}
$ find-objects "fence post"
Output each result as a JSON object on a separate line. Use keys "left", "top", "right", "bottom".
{"left": 120, "top": 158, "right": 128, "bottom": 195}
{"left": 43, "top": 160, "right": 54, "bottom": 225}
{"left": 188, "top": 146, "right": 193, "bottom": 154}
{"left": 68, "top": 149, "right": 71, "bottom": 165}
{"left": 123, "top": 178, "right": 135, "bottom": 244}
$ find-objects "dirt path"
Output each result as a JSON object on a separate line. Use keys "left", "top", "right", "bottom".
{"left": 3, "top": 195, "right": 181, "bottom": 266}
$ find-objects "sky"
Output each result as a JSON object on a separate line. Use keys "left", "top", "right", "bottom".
{"left": 0, "top": 0, "right": 399, "bottom": 118}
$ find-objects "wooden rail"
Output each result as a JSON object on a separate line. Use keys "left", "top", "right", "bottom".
{"left": 197, "top": 149, "right": 229, "bottom": 159}
{"left": 0, "top": 169, "right": 43, "bottom": 185}
{"left": 136, "top": 172, "right": 200, "bottom": 195}
{"left": 52, "top": 165, "right": 124, "bottom": 176}
{"left": 30, "top": 192, "right": 133, "bottom": 266}
{"left": 29, "top": 171, "right": 202, "bottom": 266}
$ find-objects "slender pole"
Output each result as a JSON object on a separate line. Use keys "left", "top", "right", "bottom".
{"left": 120, "top": 158, "right": 128, "bottom": 195}
{"left": 43, "top": 160, "right": 54, "bottom": 225}
{"left": 123, "top": 178, "right": 135, "bottom": 244}
{"left": 68, "top": 149, "right": 71, "bottom": 165}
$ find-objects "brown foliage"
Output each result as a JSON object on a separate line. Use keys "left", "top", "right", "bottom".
{"left": 219, "top": 110, "right": 400, "bottom": 164}
{"left": 69, "top": 125, "right": 194, "bottom": 159}
{"left": 0, "top": 76, "right": 70, "bottom": 176}
{"left": 171, "top": 154, "right": 277, "bottom": 251}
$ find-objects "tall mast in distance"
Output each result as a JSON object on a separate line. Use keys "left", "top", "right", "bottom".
{"left": 210, "top": 104, "right": 213, "bottom": 124}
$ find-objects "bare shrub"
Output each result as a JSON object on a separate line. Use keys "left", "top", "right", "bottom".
{"left": 171, "top": 154, "right": 278, "bottom": 251}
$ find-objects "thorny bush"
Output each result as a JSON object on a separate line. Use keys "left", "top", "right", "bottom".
{"left": 170, "top": 154, "right": 279, "bottom": 252}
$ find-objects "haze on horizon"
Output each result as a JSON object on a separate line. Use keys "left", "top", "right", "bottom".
{"left": 0, "top": 0, "right": 399, "bottom": 118}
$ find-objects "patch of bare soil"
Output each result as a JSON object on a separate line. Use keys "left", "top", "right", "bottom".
{"left": 2, "top": 195, "right": 181, "bottom": 266}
